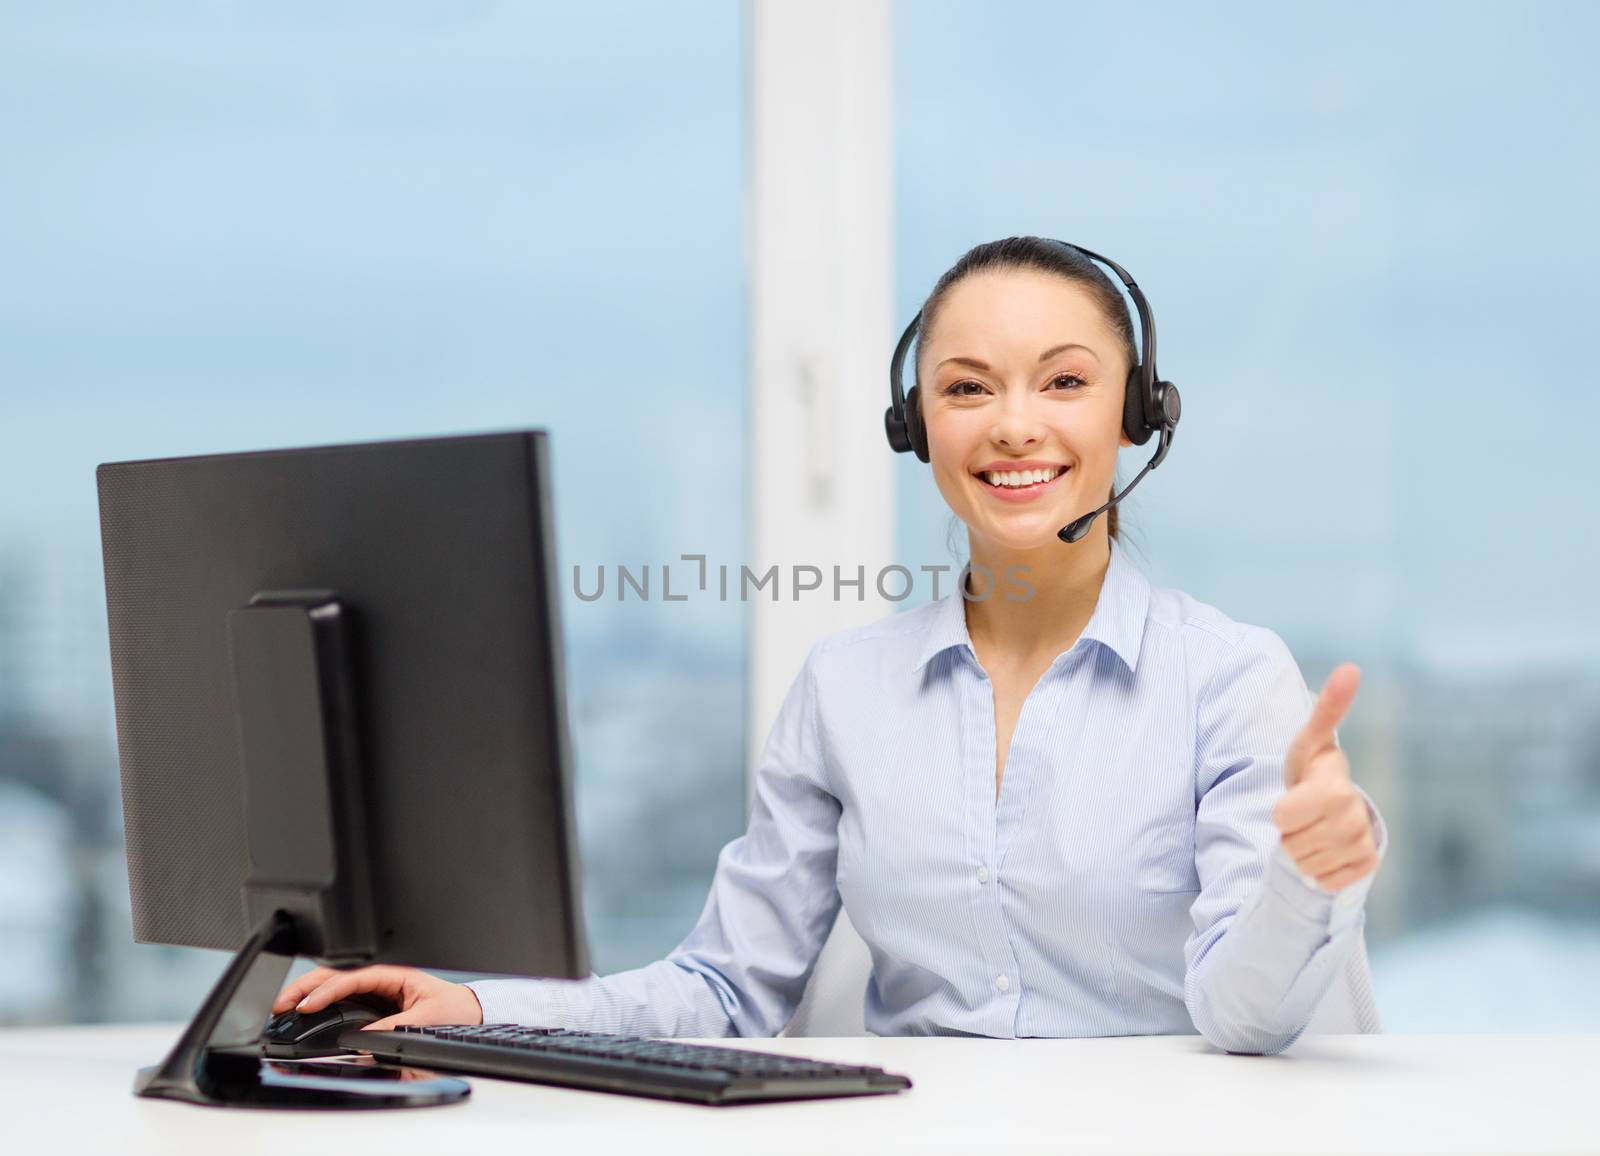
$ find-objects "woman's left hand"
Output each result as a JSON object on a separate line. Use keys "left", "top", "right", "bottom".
{"left": 1272, "top": 662, "right": 1380, "bottom": 892}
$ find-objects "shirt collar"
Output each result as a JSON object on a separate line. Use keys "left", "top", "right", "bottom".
{"left": 913, "top": 537, "right": 1151, "bottom": 675}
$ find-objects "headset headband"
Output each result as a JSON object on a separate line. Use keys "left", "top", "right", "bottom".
{"left": 887, "top": 240, "right": 1159, "bottom": 436}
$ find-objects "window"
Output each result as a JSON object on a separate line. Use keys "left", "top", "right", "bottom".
{"left": 0, "top": 1, "right": 747, "bottom": 1022}
{"left": 893, "top": 0, "right": 1600, "bottom": 1030}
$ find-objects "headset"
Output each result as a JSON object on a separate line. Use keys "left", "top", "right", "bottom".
{"left": 883, "top": 240, "right": 1181, "bottom": 544}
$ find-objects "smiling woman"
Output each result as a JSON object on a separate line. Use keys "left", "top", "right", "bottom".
{"left": 300, "top": 239, "right": 1391, "bottom": 1055}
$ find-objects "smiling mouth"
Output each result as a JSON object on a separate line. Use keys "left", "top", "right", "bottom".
{"left": 977, "top": 465, "right": 1070, "bottom": 491}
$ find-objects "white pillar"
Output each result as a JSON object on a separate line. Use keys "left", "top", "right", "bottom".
{"left": 747, "top": 0, "right": 895, "bottom": 764}
{"left": 747, "top": 0, "right": 892, "bottom": 1036}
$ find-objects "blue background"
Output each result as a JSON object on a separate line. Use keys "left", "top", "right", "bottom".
{"left": 2, "top": 0, "right": 1597, "bottom": 1030}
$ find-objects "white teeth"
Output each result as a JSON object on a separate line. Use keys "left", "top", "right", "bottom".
{"left": 983, "top": 467, "right": 1063, "bottom": 488}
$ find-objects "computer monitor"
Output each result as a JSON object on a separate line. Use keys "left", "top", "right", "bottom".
{"left": 96, "top": 430, "right": 589, "bottom": 1109}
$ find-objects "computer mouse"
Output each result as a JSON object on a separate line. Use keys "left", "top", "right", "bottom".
{"left": 261, "top": 992, "right": 398, "bottom": 1059}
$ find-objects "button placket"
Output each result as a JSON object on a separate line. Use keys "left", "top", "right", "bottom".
{"left": 961, "top": 659, "right": 1019, "bottom": 1031}
{"left": 994, "top": 655, "right": 1079, "bottom": 876}
{"left": 963, "top": 660, "right": 1000, "bottom": 898}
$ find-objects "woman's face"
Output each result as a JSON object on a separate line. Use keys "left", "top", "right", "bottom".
{"left": 917, "top": 268, "right": 1133, "bottom": 555}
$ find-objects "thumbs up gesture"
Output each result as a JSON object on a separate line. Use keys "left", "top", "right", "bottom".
{"left": 1271, "top": 662, "right": 1380, "bottom": 892}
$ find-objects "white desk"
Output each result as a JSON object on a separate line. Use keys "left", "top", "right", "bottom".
{"left": 2, "top": 1025, "right": 1593, "bottom": 1155}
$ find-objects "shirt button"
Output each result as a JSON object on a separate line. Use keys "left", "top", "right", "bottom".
{"left": 995, "top": 974, "right": 1010, "bottom": 992}
{"left": 976, "top": 865, "right": 989, "bottom": 884}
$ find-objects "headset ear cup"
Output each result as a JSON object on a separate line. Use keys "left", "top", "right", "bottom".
{"left": 1157, "top": 380, "right": 1181, "bottom": 428}
{"left": 1122, "top": 366, "right": 1153, "bottom": 446}
{"left": 905, "top": 385, "right": 931, "bottom": 463}
{"left": 884, "top": 404, "right": 913, "bottom": 454}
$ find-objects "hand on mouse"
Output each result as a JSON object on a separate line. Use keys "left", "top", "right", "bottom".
{"left": 271, "top": 964, "right": 484, "bottom": 1032}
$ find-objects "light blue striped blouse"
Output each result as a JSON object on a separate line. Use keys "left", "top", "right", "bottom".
{"left": 469, "top": 537, "right": 1387, "bottom": 1054}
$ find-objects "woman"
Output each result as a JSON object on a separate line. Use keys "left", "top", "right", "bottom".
{"left": 274, "top": 237, "right": 1387, "bottom": 1055}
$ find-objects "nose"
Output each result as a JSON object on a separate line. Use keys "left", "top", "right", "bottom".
{"left": 990, "top": 390, "right": 1044, "bottom": 450}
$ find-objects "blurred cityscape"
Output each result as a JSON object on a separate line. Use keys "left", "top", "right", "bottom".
{"left": 4, "top": 0, "right": 1598, "bottom": 1036}
{"left": 0, "top": 531, "right": 749, "bottom": 1024}
{"left": 2, "top": 530, "right": 1599, "bottom": 1029}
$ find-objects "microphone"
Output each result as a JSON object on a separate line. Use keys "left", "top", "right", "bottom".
{"left": 1057, "top": 426, "right": 1173, "bottom": 545}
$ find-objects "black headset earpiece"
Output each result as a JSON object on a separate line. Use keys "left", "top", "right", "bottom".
{"left": 1122, "top": 365, "right": 1152, "bottom": 447}
{"left": 902, "top": 385, "right": 928, "bottom": 462}
{"left": 883, "top": 310, "right": 929, "bottom": 462}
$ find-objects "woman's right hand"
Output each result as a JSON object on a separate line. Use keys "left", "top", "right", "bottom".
{"left": 272, "top": 964, "right": 485, "bottom": 1032}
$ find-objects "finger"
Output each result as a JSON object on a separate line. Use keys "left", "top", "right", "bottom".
{"left": 1280, "top": 817, "right": 1338, "bottom": 861}
{"left": 1280, "top": 794, "right": 1368, "bottom": 858}
{"left": 275, "top": 966, "right": 338, "bottom": 1011}
{"left": 1294, "top": 831, "right": 1374, "bottom": 879}
{"left": 359, "top": 999, "right": 451, "bottom": 1035}
{"left": 1290, "top": 662, "right": 1361, "bottom": 765}
{"left": 1315, "top": 855, "right": 1379, "bottom": 892}
{"left": 1273, "top": 782, "right": 1340, "bottom": 837}
{"left": 296, "top": 966, "right": 405, "bottom": 1014}
{"left": 273, "top": 967, "right": 339, "bottom": 1013}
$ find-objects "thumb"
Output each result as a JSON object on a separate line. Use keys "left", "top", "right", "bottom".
{"left": 1286, "top": 662, "right": 1360, "bottom": 785}
{"left": 358, "top": 1004, "right": 429, "bottom": 1033}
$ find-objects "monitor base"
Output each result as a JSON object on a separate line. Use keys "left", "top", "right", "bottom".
{"left": 135, "top": 1053, "right": 470, "bottom": 1110}
{"left": 134, "top": 909, "right": 469, "bottom": 1110}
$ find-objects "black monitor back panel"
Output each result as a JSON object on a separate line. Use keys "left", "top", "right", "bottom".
{"left": 97, "top": 430, "right": 588, "bottom": 979}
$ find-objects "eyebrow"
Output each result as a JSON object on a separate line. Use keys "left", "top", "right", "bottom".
{"left": 935, "top": 343, "right": 1101, "bottom": 372}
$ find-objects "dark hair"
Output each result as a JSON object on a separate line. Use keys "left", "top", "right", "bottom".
{"left": 915, "top": 236, "right": 1137, "bottom": 544}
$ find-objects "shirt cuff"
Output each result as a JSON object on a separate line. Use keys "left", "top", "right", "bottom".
{"left": 465, "top": 978, "right": 564, "bottom": 1027}
{"left": 1266, "top": 785, "right": 1387, "bottom": 936}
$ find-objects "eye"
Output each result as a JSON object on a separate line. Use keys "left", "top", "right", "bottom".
{"left": 942, "top": 379, "right": 988, "bottom": 397}
{"left": 1047, "top": 373, "right": 1087, "bottom": 391}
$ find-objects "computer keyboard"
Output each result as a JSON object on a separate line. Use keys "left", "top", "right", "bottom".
{"left": 346, "top": 1024, "right": 913, "bottom": 1105}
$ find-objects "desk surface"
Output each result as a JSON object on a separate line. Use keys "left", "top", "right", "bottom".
{"left": 2, "top": 1025, "right": 1593, "bottom": 1155}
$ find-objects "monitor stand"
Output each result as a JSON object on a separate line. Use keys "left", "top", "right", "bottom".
{"left": 134, "top": 593, "right": 468, "bottom": 1109}
{"left": 133, "top": 908, "right": 470, "bottom": 1109}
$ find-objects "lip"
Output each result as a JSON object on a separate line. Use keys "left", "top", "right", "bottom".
{"left": 975, "top": 464, "right": 1071, "bottom": 504}
{"left": 972, "top": 459, "right": 1070, "bottom": 474}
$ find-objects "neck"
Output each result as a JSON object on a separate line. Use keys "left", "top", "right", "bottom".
{"left": 962, "top": 524, "right": 1113, "bottom": 669}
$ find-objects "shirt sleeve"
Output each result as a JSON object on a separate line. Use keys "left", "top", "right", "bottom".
{"left": 1182, "top": 626, "right": 1390, "bottom": 1056}
{"left": 466, "top": 642, "right": 843, "bottom": 1038}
